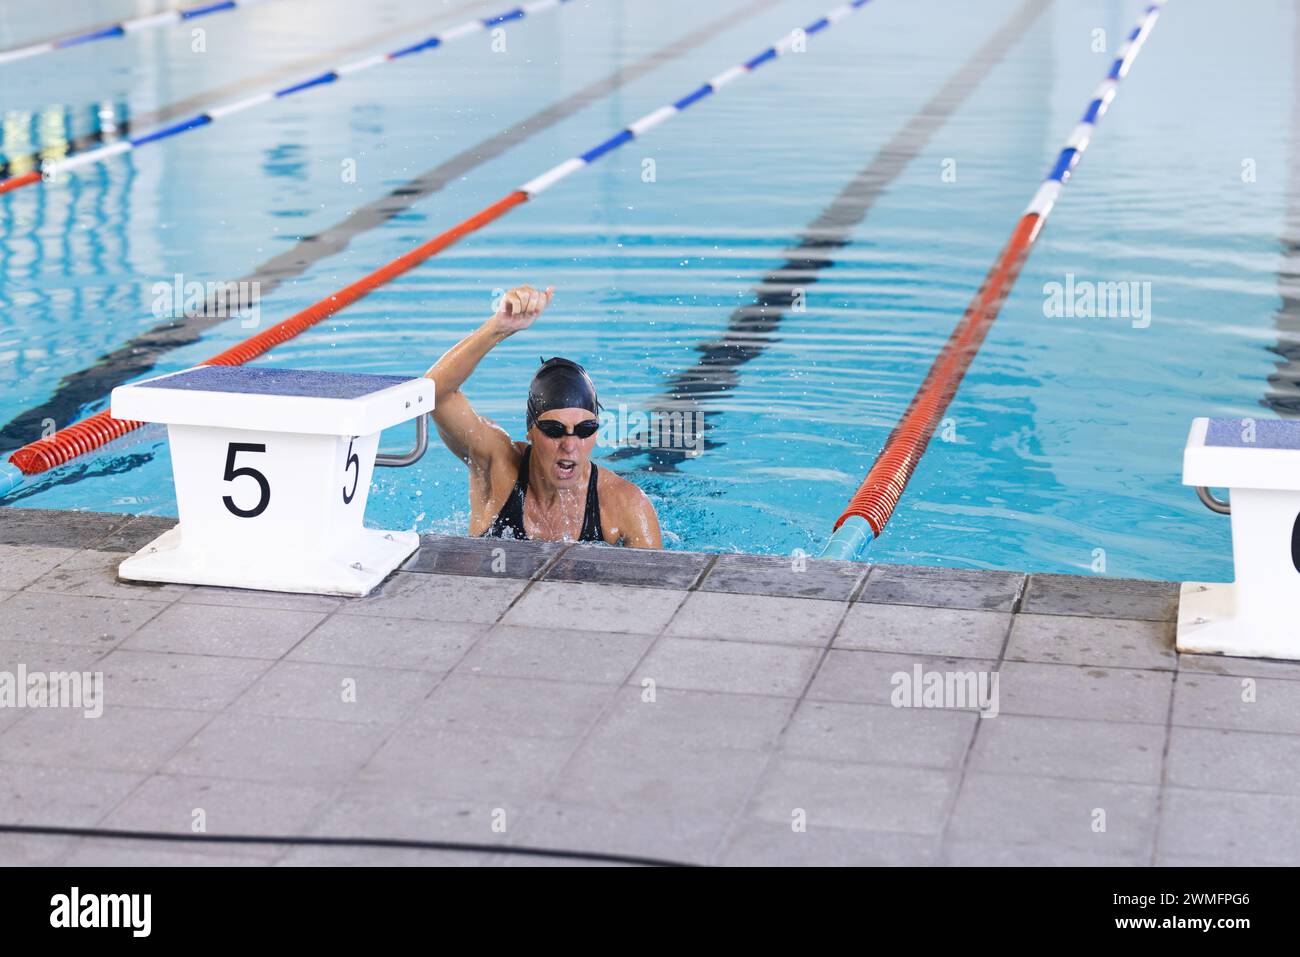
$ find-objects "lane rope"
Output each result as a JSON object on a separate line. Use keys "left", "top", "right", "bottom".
{"left": 820, "top": 0, "right": 1167, "bottom": 561}
{"left": 0, "top": 0, "right": 274, "bottom": 67}
{"left": 0, "top": 0, "right": 575, "bottom": 194}
{"left": 2, "top": 0, "right": 876, "bottom": 496}
{"left": 0, "top": 0, "right": 788, "bottom": 451}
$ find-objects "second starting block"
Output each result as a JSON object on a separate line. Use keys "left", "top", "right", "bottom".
{"left": 111, "top": 365, "right": 433, "bottom": 597}
{"left": 1179, "top": 416, "right": 1300, "bottom": 661}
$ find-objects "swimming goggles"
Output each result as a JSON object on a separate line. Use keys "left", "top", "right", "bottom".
{"left": 535, "top": 418, "right": 600, "bottom": 439}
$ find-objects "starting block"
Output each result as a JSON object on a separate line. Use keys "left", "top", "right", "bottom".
{"left": 110, "top": 365, "right": 433, "bottom": 597}
{"left": 1179, "top": 416, "right": 1300, "bottom": 661}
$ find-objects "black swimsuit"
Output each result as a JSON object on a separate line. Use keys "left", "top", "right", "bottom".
{"left": 483, "top": 445, "right": 604, "bottom": 542}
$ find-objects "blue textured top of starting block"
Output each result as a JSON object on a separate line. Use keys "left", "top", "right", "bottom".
{"left": 1205, "top": 417, "right": 1300, "bottom": 450}
{"left": 139, "top": 365, "right": 414, "bottom": 400}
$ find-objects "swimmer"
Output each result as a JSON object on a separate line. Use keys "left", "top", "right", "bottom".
{"left": 424, "top": 284, "right": 662, "bottom": 548}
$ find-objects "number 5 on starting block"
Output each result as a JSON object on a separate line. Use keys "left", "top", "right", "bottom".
{"left": 111, "top": 365, "right": 433, "bottom": 597}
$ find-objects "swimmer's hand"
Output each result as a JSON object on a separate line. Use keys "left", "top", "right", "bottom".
{"left": 488, "top": 284, "right": 555, "bottom": 337}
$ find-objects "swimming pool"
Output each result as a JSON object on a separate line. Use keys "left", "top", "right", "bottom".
{"left": 0, "top": 0, "right": 1292, "bottom": 580}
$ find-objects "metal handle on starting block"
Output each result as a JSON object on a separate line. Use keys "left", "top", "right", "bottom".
{"left": 109, "top": 366, "right": 432, "bottom": 597}
{"left": 376, "top": 412, "right": 429, "bottom": 468}
{"left": 1178, "top": 416, "right": 1300, "bottom": 660}
{"left": 1195, "top": 486, "right": 1230, "bottom": 515}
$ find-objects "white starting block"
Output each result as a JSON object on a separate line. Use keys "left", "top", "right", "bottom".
{"left": 1179, "top": 416, "right": 1300, "bottom": 661}
{"left": 110, "top": 365, "right": 433, "bottom": 597}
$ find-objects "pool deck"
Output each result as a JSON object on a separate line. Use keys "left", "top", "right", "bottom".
{"left": 1, "top": 508, "right": 1297, "bottom": 867}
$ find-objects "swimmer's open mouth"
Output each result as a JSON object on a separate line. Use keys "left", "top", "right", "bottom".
{"left": 555, "top": 459, "right": 577, "bottom": 479}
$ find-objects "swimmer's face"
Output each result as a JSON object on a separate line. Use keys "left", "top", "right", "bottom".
{"left": 530, "top": 408, "right": 598, "bottom": 487}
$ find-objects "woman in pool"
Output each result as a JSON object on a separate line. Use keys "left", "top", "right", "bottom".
{"left": 424, "top": 284, "right": 662, "bottom": 548}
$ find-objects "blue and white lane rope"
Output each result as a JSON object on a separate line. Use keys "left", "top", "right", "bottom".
{"left": 5, "top": 0, "right": 878, "bottom": 490}
{"left": 517, "top": 0, "right": 873, "bottom": 197}
{"left": 821, "top": 0, "right": 1166, "bottom": 562}
{"left": 0, "top": 0, "right": 574, "bottom": 193}
{"left": 0, "top": 0, "right": 273, "bottom": 67}
{"left": 1021, "top": 0, "right": 1164, "bottom": 222}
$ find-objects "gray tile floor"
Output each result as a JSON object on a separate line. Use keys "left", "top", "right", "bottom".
{"left": 0, "top": 508, "right": 1295, "bottom": 866}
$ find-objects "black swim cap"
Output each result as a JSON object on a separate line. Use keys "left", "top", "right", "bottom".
{"left": 526, "top": 357, "right": 600, "bottom": 428}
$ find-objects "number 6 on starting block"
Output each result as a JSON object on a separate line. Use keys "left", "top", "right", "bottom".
{"left": 111, "top": 365, "right": 433, "bottom": 597}
{"left": 1180, "top": 416, "right": 1300, "bottom": 661}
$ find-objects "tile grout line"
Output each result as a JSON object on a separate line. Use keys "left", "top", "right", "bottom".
{"left": 508, "top": 574, "right": 706, "bottom": 863}
{"left": 653, "top": 553, "right": 719, "bottom": 636}
{"left": 71, "top": 565, "right": 467, "bottom": 863}
{"left": 1010, "top": 573, "right": 1029, "bottom": 614}
{"left": 3, "top": 513, "right": 1267, "bottom": 866}
{"left": 75, "top": 678, "right": 273, "bottom": 866}
{"left": 21, "top": 749, "right": 1290, "bottom": 798}
{"left": 703, "top": 564, "right": 877, "bottom": 865}
{"left": 281, "top": 608, "right": 526, "bottom": 862}
{"left": 1149, "top": 645, "right": 1184, "bottom": 866}
{"left": 283, "top": 541, "right": 600, "bottom": 861}
{"left": 483, "top": 542, "right": 575, "bottom": 621}
{"left": 73, "top": 564, "right": 293, "bottom": 850}
{"left": 933, "top": 588, "right": 1022, "bottom": 861}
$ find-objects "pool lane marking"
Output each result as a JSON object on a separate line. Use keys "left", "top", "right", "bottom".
{"left": 0, "top": 0, "right": 274, "bottom": 66}
{"left": 512, "top": 2, "right": 875, "bottom": 198}
{"left": 0, "top": 0, "right": 576, "bottom": 194}
{"left": 4, "top": 0, "right": 878, "bottom": 486}
{"left": 201, "top": 0, "right": 877, "bottom": 367}
{"left": 606, "top": 0, "right": 1052, "bottom": 474}
{"left": 0, "top": 0, "right": 788, "bottom": 455}
{"left": 822, "top": 0, "right": 1166, "bottom": 561}
{"left": 0, "top": 0, "right": 496, "bottom": 188}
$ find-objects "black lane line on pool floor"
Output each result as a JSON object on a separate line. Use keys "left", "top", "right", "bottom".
{"left": 0, "top": 0, "right": 785, "bottom": 454}
{"left": 1262, "top": 3, "right": 1300, "bottom": 417}
{"left": 608, "top": 0, "right": 1050, "bottom": 473}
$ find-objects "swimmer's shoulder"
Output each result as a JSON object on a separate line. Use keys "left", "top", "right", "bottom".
{"left": 595, "top": 465, "right": 661, "bottom": 548}
{"left": 594, "top": 464, "right": 644, "bottom": 507}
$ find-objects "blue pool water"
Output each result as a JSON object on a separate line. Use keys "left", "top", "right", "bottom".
{"left": 0, "top": 0, "right": 1294, "bottom": 580}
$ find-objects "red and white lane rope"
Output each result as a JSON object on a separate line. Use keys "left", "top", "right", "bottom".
{"left": 821, "top": 0, "right": 1166, "bottom": 561}
{"left": 1, "top": 0, "right": 876, "bottom": 495}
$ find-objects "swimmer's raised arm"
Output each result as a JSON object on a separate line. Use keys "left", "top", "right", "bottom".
{"left": 424, "top": 284, "right": 555, "bottom": 468}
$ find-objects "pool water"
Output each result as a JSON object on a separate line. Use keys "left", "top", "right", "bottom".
{"left": 1, "top": 0, "right": 1294, "bottom": 580}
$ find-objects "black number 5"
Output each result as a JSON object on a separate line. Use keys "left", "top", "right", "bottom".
{"left": 342, "top": 437, "right": 359, "bottom": 505}
{"left": 222, "top": 443, "right": 270, "bottom": 518}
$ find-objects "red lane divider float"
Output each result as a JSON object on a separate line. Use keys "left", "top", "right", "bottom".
{"left": 206, "top": 192, "right": 530, "bottom": 366}
{"left": 820, "top": 0, "right": 1166, "bottom": 561}
{"left": 1, "top": 0, "right": 875, "bottom": 496}
{"left": 0, "top": 171, "right": 40, "bottom": 195}
{"left": 5, "top": 191, "right": 529, "bottom": 478}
